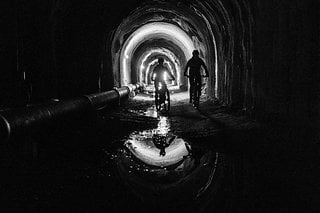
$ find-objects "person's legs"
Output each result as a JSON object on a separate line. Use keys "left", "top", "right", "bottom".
{"left": 159, "top": 80, "right": 167, "bottom": 102}
{"left": 154, "top": 80, "right": 160, "bottom": 102}
{"left": 154, "top": 80, "right": 159, "bottom": 92}
{"left": 189, "top": 76, "right": 195, "bottom": 103}
{"left": 196, "top": 75, "right": 202, "bottom": 99}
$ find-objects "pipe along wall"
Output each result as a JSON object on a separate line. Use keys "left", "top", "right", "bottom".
{"left": 0, "top": 84, "right": 143, "bottom": 143}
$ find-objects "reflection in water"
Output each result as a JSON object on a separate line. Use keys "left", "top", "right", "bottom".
{"left": 113, "top": 107, "right": 220, "bottom": 211}
{"left": 125, "top": 133, "right": 190, "bottom": 167}
{"left": 124, "top": 108, "right": 190, "bottom": 167}
{"left": 152, "top": 134, "right": 175, "bottom": 156}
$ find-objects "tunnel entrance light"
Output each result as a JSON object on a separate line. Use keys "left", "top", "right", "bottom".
{"left": 120, "top": 22, "right": 195, "bottom": 86}
{"left": 139, "top": 48, "right": 180, "bottom": 85}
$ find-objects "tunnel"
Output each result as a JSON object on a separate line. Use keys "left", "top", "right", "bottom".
{"left": 1, "top": 0, "right": 319, "bottom": 212}
{"left": 110, "top": 0, "right": 227, "bottom": 99}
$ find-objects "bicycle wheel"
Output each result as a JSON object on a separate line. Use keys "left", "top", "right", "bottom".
{"left": 191, "top": 87, "right": 196, "bottom": 108}
{"left": 193, "top": 82, "right": 201, "bottom": 108}
{"left": 155, "top": 92, "right": 161, "bottom": 111}
{"left": 194, "top": 96, "right": 199, "bottom": 108}
{"left": 165, "top": 89, "right": 170, "bottom": 112}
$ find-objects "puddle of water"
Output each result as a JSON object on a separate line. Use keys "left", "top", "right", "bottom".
{"left": 125, "top": 134, "right": 190, "bottom": 167}
{"left": 124, "top": 106, "right": 190, "bottom": 167}
{"left": 104, "top": 106, "right": 221, "bottom": 210}
{"left": 142, "top": 106, "right": 158, "bottom": 118}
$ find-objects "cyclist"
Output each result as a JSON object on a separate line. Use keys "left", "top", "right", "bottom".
{"left": 184, "top": 50, "right": 209, "bottom": 104}
{"left": 151, "top": 58, "right": 175, "bottom": 98}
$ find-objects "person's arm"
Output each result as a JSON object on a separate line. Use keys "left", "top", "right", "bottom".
{"left": 184, "top": 61, "right": 190, "bottom": 76}
{"left": 167, "top": 70, "right": 175, "bottom": 81}
{"left": 201, "top": 59, "right": 209, "bottom": 77}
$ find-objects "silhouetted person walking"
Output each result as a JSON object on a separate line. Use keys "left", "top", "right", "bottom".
{"left": 184, "top": 50, "right": 209, "bottom": 103}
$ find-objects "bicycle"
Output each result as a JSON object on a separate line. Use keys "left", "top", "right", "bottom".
{"left": 154, "top": 82, "right": 170, "bottom": 112}
{"left": 185, "top": 75, "right": 208, "bottom": 109}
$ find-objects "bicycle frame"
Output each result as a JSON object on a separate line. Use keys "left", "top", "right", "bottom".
{"left": 154, "top": 82, "right": 170, "bottom": 112}
{"left": 186, "top": 75, "right": 207, "bottom": 108}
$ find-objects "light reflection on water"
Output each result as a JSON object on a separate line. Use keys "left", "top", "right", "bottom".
{"left": 142, "top": 106, "right": 158, "bottom": 118}
{"left": 124, "top": 107, "right": 190, "bottom": 167}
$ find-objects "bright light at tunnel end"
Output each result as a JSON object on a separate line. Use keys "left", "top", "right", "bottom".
{"left": 139, "top": 48, "right": 180, "bottom": 85}
{"left": 120, "top": 22, "right": 195, "bottom": 86}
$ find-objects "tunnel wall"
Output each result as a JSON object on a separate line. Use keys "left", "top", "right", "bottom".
{"left": 253, "top": 0, "right": 319, "bottom": 146}
{"left": 253, "top": 1, "right": 318, "bottom": 130}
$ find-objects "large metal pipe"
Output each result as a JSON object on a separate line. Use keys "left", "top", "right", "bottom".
{"left": 0, "top": 83, "right": 143, "bottom": 142}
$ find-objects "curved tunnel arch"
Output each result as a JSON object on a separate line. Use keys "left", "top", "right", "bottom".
{"left": 13, "top": 0, "right": 258, "bottom": 112}
{"left": 132, "top": 39, "right": 187, "bottom": 86}
{"left": 135, "top": 48, "right": 180, "bottom": 86}
{"left": 109, "top": 0, "right": 254, "bottom": 105}
{"left": 119, "top": 22, "right": 194, "bottom": 86}
{"left": 110, "top": 1, "right": 221, "bottom": 97}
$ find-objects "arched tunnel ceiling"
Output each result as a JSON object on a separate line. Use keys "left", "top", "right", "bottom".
{"left": 131, "top": 39, "right": 187, "bottom": 86}
{"left": 111, "top": 0, "right": 254, "bottom": 99}
{"left": 132, "top": 39, "right": 186, "bottom": 70}
{"left": 133, "top": 47, "right": 181, "bottom": 85}
{"left": 119, "top": 22, "right": 194, "bottom": 86}
{"left": 111, "top": 0, "right": 216, "bottom": 91}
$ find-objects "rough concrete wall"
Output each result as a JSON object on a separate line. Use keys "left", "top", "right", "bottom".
{"left": 253, "top": 0, "right": 318, "bottom": 124}
{"left": 251, "top": 0, "right": 319, "bottom": 149}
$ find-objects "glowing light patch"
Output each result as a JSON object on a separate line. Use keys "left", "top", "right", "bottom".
{"left": 124, "top": 115, "right": 190, "bottom": 167}
{"left": 145, "top": 59, "right": 176, "bottom": 87}
{"left": 163, "top": 73, "right": 168, "bottom": 81}
{"left": 125, "top": 136, "right": 189, "bottom": 167}
{"left": 146, "top": 59, "right": 159, "bottom": 82}
{"left": 120, "top": 22, "right": 195, "bottom": 85}
{"left": 138, "top": 48, "right": 180, "bottom": 85}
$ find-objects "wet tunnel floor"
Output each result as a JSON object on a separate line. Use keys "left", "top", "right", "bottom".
{"left": 2, "top": 93, "right": 320, "bottom": 212}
